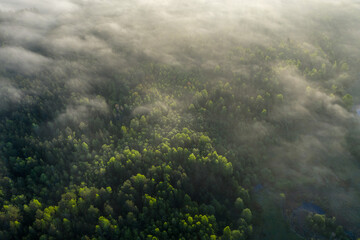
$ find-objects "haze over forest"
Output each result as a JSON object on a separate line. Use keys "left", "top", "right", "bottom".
{"left": 1, "top": 0, "right": 360, "bottom": 239}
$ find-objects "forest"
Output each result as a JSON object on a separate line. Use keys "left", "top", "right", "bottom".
{"left": 0, "top": 0, "right": 360, "bottom": 239}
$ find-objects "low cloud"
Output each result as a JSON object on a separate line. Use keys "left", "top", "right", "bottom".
{"left": 0, "top": 79, "right": 23, "bottom": 110}
{"left": 0, "top": 46, "right": 51, "bottom": 74}
{"left": 55, "top": 96, "right": 109, "bottom": 126}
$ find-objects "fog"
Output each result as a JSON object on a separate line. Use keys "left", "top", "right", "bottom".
{"left": 1, "top": 0, "right": 360, "bottom": 237}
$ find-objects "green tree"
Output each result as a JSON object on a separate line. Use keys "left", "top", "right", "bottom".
{"left": 241, "top": 209, "right": 252, "bottom": 223}
{"left": 223, "top": 226, "right": 231, "bottom": 240}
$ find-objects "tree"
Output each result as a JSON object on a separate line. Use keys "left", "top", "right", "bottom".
{"left": 234, "top": 198, "right": 244, "bottom": 211}
{"left": 342, "top": 94, "right": 353, "bottom": 110}
{"left": 241, "top": 209, "right": 252, "bottom": 223}
{"left": 223, "top": 226, "right": 231, "bottom": 240}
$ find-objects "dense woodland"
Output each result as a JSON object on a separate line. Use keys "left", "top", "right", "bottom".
{"left": 1, "top": 1, "right": 360, "bottom": 239}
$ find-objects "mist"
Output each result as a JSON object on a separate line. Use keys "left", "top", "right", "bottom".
{"left": 1, "top": 0, "right": 360, "bottom": 239}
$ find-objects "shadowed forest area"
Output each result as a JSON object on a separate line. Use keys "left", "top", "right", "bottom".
{"left": 1, "top": 0, "right": 360, "bottom": 239}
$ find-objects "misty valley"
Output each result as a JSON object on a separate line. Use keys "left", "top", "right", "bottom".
{"left": 0, "top": 0, "right": 360, "bottom": 239}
